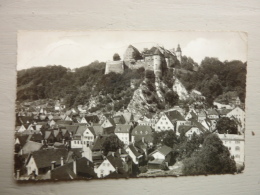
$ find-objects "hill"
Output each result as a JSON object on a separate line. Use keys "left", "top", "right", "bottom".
{"left": 16, "top": 57, "right": 247, "bottom": 113}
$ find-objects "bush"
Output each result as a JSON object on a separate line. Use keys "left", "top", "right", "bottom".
{"left": 139, "top": 166, "right": 148, "bottom": 173}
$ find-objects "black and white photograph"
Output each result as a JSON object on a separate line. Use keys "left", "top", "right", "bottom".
{"left": 14, "top": 31, "right": 247, "bottom": 181}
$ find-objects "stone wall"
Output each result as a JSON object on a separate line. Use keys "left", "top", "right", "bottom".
{"left": 105, "top": 61, "right": 124, "bottom": 74}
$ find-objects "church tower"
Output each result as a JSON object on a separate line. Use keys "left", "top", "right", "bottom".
{"left": 176, "top": 44, "right": 182, "bottom": 63}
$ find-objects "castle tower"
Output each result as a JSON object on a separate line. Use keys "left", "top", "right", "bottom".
{"left": 153, "top": 48, "right": 163, "bottom": 78}
{"left": 176, "top": 44, "right": 182, "bottom": 63}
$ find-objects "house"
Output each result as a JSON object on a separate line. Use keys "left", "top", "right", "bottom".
{"left": 113, "top": 115, "right": 126, "bottom": 125}
{"left": 26, "top": 148, "right": 69, "bottom": 175}
{"left": 94, "top": 154, "right": 126, "bottom": 178}
{"left": 53, "top": 130, "right": 63, "bottom": 142}
{"left": 101, "top": 118, "right": 115, "bottom": 129}
{"left": 17, "top": 125, "right": 27, "bottom": 133}
{"left": 61, "top": 129, "right": 71, "bottom": 141}
{"left": 185, "top": 110, "right": 198, "bottom": 121}
{"left": 125, "top": 144, "right": 144, "bottom": 165}
{"left": 218, "top": 108, "right": 232, "bottom": 118}
{"left": 51, "top": 157, "right": 97, "bottom": 180}
{"left": 44, "top": 131, "right": 55, "bottom": 143}
{"left": 177, "top": 125, "right": 204, "bottom": 138}
{"left": 155, "top": 110, "right": 186, "bottom": 132}
{"left": 131, "top": 125, "right": 153, "bottom": 145}
{"left": 71, "top": 126, "right": 96, "bottom": 148}
{"left": 27, "top": 133, "right": 44, "bottom": 143}
{"left": 213, "top": 101, "right": 233, "bottom": 109}
{"left": 154, "top": 113, "right": 174, "bottom": 131}
{"left": 92, "top": 126, "right": 104, "bottom": 136}
{"left": 218, "top": 134, "right": 245, "bottom": 164}
{"left": 207, "top": 109, "right": 219, "bottom": 119}
{"left": 226, "top": 106, "right": 245, "bottom": 129}
{"left": 15, "top": 134, "right": 29, "bottom": 147}
{"left": 198, "top": 110, "right": 207, "bottom": 122}
{"left": 92, "top": 135, "right": 109, "bottom": 152}
{"left": 115, "top": 124, "right": 132, "bottom": 145}
{"left": 65, "top": 125, "right": 80, "bottom": 137}
{"left": 148, "top": 145, "right": 174, "bottom": 169}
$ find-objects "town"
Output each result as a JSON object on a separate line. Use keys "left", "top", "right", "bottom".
{"left": 14, "top": 44, "right": 246, "bottom": 180}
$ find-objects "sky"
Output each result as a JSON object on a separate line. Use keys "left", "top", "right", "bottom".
{"left": 17, "top": 31, "right": 247, "bottom": 70}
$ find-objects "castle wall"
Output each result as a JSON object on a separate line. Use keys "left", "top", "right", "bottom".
{"left": 105, "top": 61, "right": 124, "bottom": 74}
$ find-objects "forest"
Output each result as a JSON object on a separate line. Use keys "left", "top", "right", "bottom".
{"left": 16, "top": 57, "right": 247, "bottom": 111}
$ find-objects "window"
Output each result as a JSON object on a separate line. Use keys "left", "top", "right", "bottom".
{"left": 235, "top": 146, "right": 240, "bottom": 151}
{"left": 235, "top": 154, "right": 240, "bottom": 158}
{"left": 74, "top": 141, "right": 76, "bottom": 144}
{"left": 235, "top": 141, "right": 240, "bottom": 144}
{"left": 229, "top": 147, "right": 231, "bottom": 150}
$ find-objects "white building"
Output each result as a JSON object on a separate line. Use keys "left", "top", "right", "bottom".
{"left": 226, "top": 106, "right": 245, "bottom": 129}
{"left": 70, "top": 126, "right": 96, "bottom": 149}
{"left": 114, "top": 124, "right": 132, "bottom": 145}
{"left": 218, "top": 134, "right": 245, "bottom": 164}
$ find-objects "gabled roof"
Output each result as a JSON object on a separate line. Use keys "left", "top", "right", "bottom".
{"left": 134, "top": 134, "right": 154, "bottom": 143}
{"left": 113, "top": 115, "right": 126, "bottom": 124}
{"left": 92, "top": 135, "right": 109, "bottom": 151}
{"left": 29, "top": 148, "right": 69, "bottom": 169}
{"left": 207, "top": 109, "right": 219, "bottom": 116}
{"left": 152, "top": 145, "right": 172, "bottom": 157}
{"left": 122, "top": 112, "right": 134, "bottom": 123}
{"left": 92, "top": 126, "right": 104, "bottom": 136}
{"left": 127, "top": 144, "right": 142, "bottom": 158}
{"left": 164, "top": 110, "right": 185, "bottom": 121}
{"left": 189, "top": 119, "right": 207, "bottom": 132}
{"left": 153, "top": 48, "right": 163, "bottom": 56}
{"left": 66, "top": 125, "right": 79, "bottom": 135}
{"left": 74, "top": 126, "right": 88, "bottom": 136}
{"left": 85, "top": 115, "right": 100, "bottom": 123}
{"left": 19, "top": 116, "right": 35, "bottom": 124}
{"left": 44, "top": 131, "right": 54, "bottom": 140}
{"left": 218, "top": 109, "right": 232, "bottom": 115}
{"left": 21, "top": 141, "right": 43, "bottom": 155}
{"left": 53, "top": 130, "right": 61, "bottom": 137}
{"left": 132, "top": 125, "right": 153, "bottom": 135}
{"left": 115, "top": 124, "right": 132, "bottom": 133}
{"left": 107, "top": 155, "right": 124, "bottom": 169}
{"left": 28, "top": 133, "right": 43, "bottom": 142}
{"left": 15, "top": 135, "right": 29, "bottom": 147}
{"left": 61, "top": 129, "right": 69, "bottom": 136}
{"left": 178, "top": 125, "right": 193, "bottom": 134}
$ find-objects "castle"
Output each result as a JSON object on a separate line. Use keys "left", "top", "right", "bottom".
{"left": 105, "top": 44, "right": 182, "bottom": 77}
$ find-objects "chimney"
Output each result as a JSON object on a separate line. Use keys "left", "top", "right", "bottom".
{"left": 61, "top": 157, "right": 64, "bottom": 166}
{"left": 115, "top": 167, "right": 118, "bottom": 173}
{"left": 41, "top": 139, "right": 45, "bottom": 145}
{"left": 62, "top": 139, "right": 65, "bottom": 144}
{"left": 142, "top": 137, "right": 145, "bottom": 143}
{"left": 87, "top": 160, "right": 89, "bottom": 166}
{"left": 51, "top": 161, "right": 56, "bottom": 170}
{"left": 112, "top": 152, "right": 115, "bottom": 157}
{"left": 119, "top": 148, "right": 121, "bottom": 154}
{"left": 16, "top": 170, "right": 20, "bottom": 180}
{"left": 73, "top": 159, "right": 77, "bottom": 175}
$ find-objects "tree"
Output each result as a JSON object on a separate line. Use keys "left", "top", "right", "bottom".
{"left": 102, "top": 134, "right": 124, "bottom": 155}
{"left": 113, "top": 53, "right": 121, "bottom": 61}
{"left": 165, "top": 91, "right": 179, "bottom": 107}
{"left": 216, "top": 117, "right": 238, "bottom": 134}
{"left": 182, "top": 134, "right": 237, "bottom": 175}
